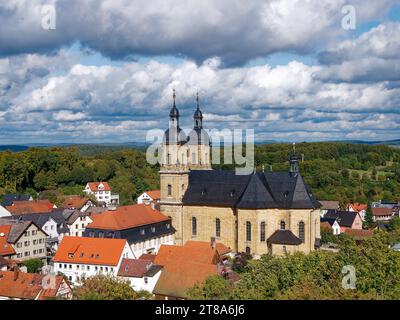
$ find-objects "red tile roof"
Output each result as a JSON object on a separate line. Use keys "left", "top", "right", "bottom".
{"left": 185, "top": 241, "right": 231, "bottom": 256}
{"left": 5, "top": 200, "right": 54, "bottom": 215}
{"left": 60, "top": 196, "right": 90, "bottom": 210}
{"left": 139, "top": 253, "right": 157, "bottom": 263}
{"left": 87, "top": 204, "right": 170, "bottom": 231}
{"left": 53, "top": 236, "right": 128, "bottom": 266}
{"left": 349, "top": 203, "right": 368, "bottom": 212}
{"left": 0, "top": 225, "right": 16, "bottom": 256}
{"left": 144, "top": 190, "right": 160, "bottom": 200}
{"left": 0, "top": 270, "right": 68, "bottom": 300}
{"left": 87, "top": 182, "right": 111, "bottom": 192}
{"left": 372, "top": 207, "right": 393, "bottom": 216}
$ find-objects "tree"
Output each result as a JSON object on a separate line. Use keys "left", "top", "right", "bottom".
{"left": 364, "top": 202, "right": 374, "bottom": 228}
{"left": 23, "top": 258, "right": 44, "bottom": 273}
{"left": 74, "top": 275, "right": 139, "bottom": 300}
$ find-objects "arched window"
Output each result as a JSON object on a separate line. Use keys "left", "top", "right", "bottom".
{"left": 167, "top": 184, "right": 172, "bottom": 196}
{"left": 192, "top": 217, "right": 197, "bottom": 236}
{"left": 280, "top": 220, "right": 286, "bottom": 230}
{"left": 216, "top": 218, "right": 221, "bottom": 238}
{"left": 246, "top": 221, "right": 251, "bottom": 242}
{"left": 260, "top": 222, "right": 266, "bottom": 242}
{"left": 299, "top": 221, "right": 305, "bottom": 242}
{"left": 192, "top": 152, "right": 196, "bottom": 163}
{"left": 245, "top": 246, "right": 251, "bottom": 254}
{"left": 167, "top": 153, "right": 171, "bottom": 164}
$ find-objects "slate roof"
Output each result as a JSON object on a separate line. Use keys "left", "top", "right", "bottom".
{"left": 267, "top": 230, "right": 302, "bottom": 245}
{"left": 1, "top": 194, "right": 32, "bottom": 207}
{"left": 0, "top": 219, "right": 40, "bottom": 244}
{"left": 182, "top": 170, "right": 320, "bottom": 209}
{"left": 324, "top": 210, "right": 358, "bottom": 228}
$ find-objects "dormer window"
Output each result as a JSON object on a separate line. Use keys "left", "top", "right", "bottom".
{"left": 151, "top": 227, "right": 156, "bottom": 233}
{"left": 230, "top": 190, "right": 235, "bottom": 197}
{"left": 68, "top": 253, "right": 75, "bottom": 258}
{"left": 201, "top": 189, "right": 207, "bottom": 196}
{"left": 283, "top": 191, "right": 289, "bottom": 198}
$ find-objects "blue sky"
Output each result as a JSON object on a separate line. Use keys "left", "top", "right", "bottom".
{"left": 0, "top": 0, "right": 400, "bottom": 144}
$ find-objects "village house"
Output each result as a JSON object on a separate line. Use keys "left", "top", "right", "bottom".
{"left": 83, "top": 182, "right": 119, "bottom": 206}
{"left": 5, "top": 200, "right": 56, "bottom": 215}
{"left": 60, "top": 196, "right": 94, "bottom": 212}
{"left": 323, "top": 210, "right": 363, "bottom": 232}
{"left": 117, "top": 258, "right": 163, "bottom": 293}
{"left": 319, "top": 201, "right": 340, "bottom": 217}
{"left": 0, "top": 206, "right": 11, "bottom": 218}
{"left": 320, "top": 218, "right": 341, "bottom": 235}
{"left": 153, "top": 240, "right": 230, "bottom": 300}
{"left": 0, "top": 219, "right": 47, "bottom": 262}
{"left": 0, "top": 268, "right": 72, "bottom": 300}
{"left": 84, "top": 204, "right": 175, "bottom": 258}
{"left": 53, "top": 236, "right": 134, "bottom": 285}
{"left": 348, "top": 203, "right": 368, "bottom": 221}
{"left": 372, "top": 207, "right": 394, "bottom": 222}
{"left": 137, "top": 190, "right": 161, "bottom": 205}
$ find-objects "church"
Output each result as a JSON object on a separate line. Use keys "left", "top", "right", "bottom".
{"left": 159, "top": 90, "right": 321, "bottom": 256}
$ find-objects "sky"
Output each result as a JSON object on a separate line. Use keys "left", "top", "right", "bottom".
{"left": 0, "top": 0, "right": 400, "bottom": 144}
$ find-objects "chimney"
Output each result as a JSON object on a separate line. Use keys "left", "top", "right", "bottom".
{"left": 13, "top": 266, "right": 19, "bottom": 281}
{"left": 210, "top": 237, "right": 216, "bottom": 250}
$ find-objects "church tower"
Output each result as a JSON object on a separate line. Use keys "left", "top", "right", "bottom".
{"left": 160, "top": 90, "right": 212, "bottom": 245}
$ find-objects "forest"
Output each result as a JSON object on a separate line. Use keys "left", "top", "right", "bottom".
{"left": 0, "top": 142, "right": 399, "bottom": 207}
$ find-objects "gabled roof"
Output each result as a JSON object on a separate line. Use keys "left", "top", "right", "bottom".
{"left": 6, "top": 200, "right": 54, "bottom": 215}
{"left": 87, "top": 182, "right": 111, "bottom": 191}
{"left": 0, "top": 219, "right": 45, "bottom": 244}
{"left": 349, "top": 203, "right": 368, "bottom": 212}
{"left": 87, "top": 204, "right": 170, "bottom": 231}
{"left": 53, "top": 236, "right": 128, "bottom": 266}
{"left": 153, "top": 261, "right": 217, "bottom": 299}
{"left": 0, "top": 270, "right": 68, "bottom": 300}
{"left": 60, "top": 196, "right": 91, "bottom": 210}
{"left": 117, "top": 258, "right": 162, "bottom": 278}
{"left": 182, "top": 170, "right": 320, "bottom": 209}
{"left": 1, "top": 194, "right": 32, "bottom": 207}
{"left": 324, "top": 210, "right": 359, "bottom": 228}
{"left": 267, "top": 230, "right": 302, "bottom": 245}
{"left": 143, "top": 190, "right": 161, "bottom": 200}
{"left": 0, "top": 225, "right": 16, "bottom": 256}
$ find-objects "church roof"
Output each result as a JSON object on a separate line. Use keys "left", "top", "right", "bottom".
{"left": 182, "top": 170, "right": 320, "bottom": 210}
{"left": 267, "top": 230, "right": 302, "bottom": 245}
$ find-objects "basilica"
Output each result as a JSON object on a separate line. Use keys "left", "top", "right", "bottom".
{"left": 159, "top": 90, "right": 321, "bottom": 256}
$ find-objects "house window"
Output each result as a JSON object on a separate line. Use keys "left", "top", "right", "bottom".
{"left": 192, "top": 217, "right": 197, "bottom": 236}
{"left": 283, "top": 245, "right": 287, "bottom": 254}
{"left": 299, "top": 221, "right": 305, "bottom": 242}
{"left": 246, "top": 221, "right": 251, "bottom": 242}
{"left": 144, "top": 277, "right": 148, "bottom": 284}
{"left": 167, "top": 184, "right": 172, "bottom": 196}
{"left": 215, "top": 218, "right": 221, "bottom": 238}
{"left": 280, "top": 220, "right": 286, "bottom": 230}
{"left": 260, "top": 222, "right": 266, "bottom": 242}
{"left": 99, "top": 231, "right": 104, "bottom": 238}
{"left": 140, "top": 229, "right": 145, "bottom": 235}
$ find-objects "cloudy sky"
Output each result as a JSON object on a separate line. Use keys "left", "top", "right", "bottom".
{"left": 0, "top": 0, "right": 400, "bottom": 144}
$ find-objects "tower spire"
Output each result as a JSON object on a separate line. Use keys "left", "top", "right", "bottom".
{"left": 194, "top": 91, "right": 203, "bottom": 129}
{"left": 289, "top": 142, "right": 299, "bottom": 174}
{"left": 169, "top": 88, "right": 179, "bottom": 127}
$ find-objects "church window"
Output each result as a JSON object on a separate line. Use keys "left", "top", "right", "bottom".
{"left": 167, "top": 184, "right": 172, "bottom": 196}
{"left": 192, "top": 217, "right": 197, "bottom": 236}
{"left": 246, "top": 221, "right": 251, "bottom": 242}
{"left": 260, "top": 222, "right": 266, "bottom": 242}
{"left": 216, "top": 218, "right": 221, "bottom": 238}
{"left": 245, "top": 246, "right": 251, "bottom": 254}
{"left": 167, "top": 153, "right": 171, "bottom": 164}
{"left": 299, "top": 221, "right": 305, "bottom": 242}
{"left": 283, "top": 246, "right": 287, "bottom": 254}
{"left": 192, "top": 152, "right": 196, "bottom": 163}
{"left": 280, "top": 220, "right": 286, "bottom": 230}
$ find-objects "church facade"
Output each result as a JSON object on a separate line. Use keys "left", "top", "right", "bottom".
{"left": 159, "top": 91, "right": 321, "bottom": 256}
